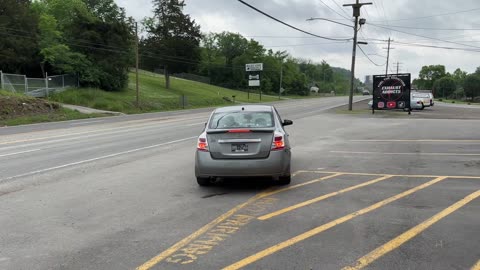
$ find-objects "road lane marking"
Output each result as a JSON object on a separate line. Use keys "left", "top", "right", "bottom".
{"left": 135, "top": 193, "right": 275, "bottom": 270}
{"left": 0, "top": 116, "right": 206, "bottom": 146}
{"left": 342, "top": 189, "right": 480, "bottom": 270}
{"left": 331, "top": 151, "right": 480, "bottom": 156}
{"left": 69, "top": 120, "right": 105, "bottom": 125}
{"left": 222, "top": 176, "right": 447, "bottom": 270}
{"left": 255, "top": 173, "right": 343, "bottom": 199}
{"left": 471, "top": 259, "right": 480, "bottom": 270}
{"left": 135, "top": 172, "right": 341, "bottom": 270}
{"left": 351, "top": 139, "right": 480, "bottom": 143}
{"left": 0, "top": 149, "right": 41, "bottom": 158}
{"left": 164, "top": 197, "right": 278, "bottom": 265}
{"left": 299, "top": 170, "right": 480, "bottom": 179}
{"left": 258, "top": 175, "right": 394, "bottom": 220}
{"left": 0, "top": 137, "right": 196, "bottom": 184}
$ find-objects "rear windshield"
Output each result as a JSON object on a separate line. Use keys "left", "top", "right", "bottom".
{"left": 209, "top": 111, "right": 274, "bottom": 129}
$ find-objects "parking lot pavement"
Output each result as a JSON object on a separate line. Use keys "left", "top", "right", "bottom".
{"left": 333, "top": 99, "right": 480, "bottom": 120}
{"left": 1, "top": 97, "right": 479, "bottom": 270}
{"left": 136, "top": 171, "right": 480, "bottom": 270}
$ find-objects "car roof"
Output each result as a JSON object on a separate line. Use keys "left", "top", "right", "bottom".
{"left": 214, "top": 105, "right": 274, "bottom": 113}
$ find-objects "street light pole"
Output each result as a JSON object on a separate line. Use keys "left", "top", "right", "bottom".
{"left": 344, "top": 0, "right": 372, "bottom": 111}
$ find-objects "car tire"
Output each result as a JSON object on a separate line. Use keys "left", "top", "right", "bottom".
{"left": 196, "top": 177, "right": 211, "bottom": 186}
{"left": 277, "top": 175, "right": 291, "bottom": 185}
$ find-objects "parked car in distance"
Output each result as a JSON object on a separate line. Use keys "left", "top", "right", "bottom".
{"left": 412, "top": 93, "right": 431, "bottom": 108}
{"left": 195, "top": 105, "right": 293, "bottom": 186}
{"left": 362, "top": 89, "right": 371, "bottom": 95}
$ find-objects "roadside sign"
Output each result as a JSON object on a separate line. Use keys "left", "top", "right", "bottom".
{"left": 372, "top": 74, "right": 411, "bottom": 112}
{"left": 248, "top": 80, "right": 260, "bottom": 87}
{"left": 246, "top": 63, "right": 263, "bottom": 72}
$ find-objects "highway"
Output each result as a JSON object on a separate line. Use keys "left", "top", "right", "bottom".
{"left": 1, "top": 97, "right": 479, "bottom": 270}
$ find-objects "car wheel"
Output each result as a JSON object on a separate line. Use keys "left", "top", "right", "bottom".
{"left": 277, "top": 175, "right": 291, "bottom": 185}
{"left": 196, "top": 177, "right": 211, "bottom": 186}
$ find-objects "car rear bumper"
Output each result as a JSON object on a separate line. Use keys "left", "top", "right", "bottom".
{"left": 195, "top": 150, "right": 291, "bottom": 178}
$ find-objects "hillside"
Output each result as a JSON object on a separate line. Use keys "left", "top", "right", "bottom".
{"left": 50, "top": 70, "right": 289, "bottom": 114}
{"left": 0, "top": 90, "right": 104, "bottom": 126}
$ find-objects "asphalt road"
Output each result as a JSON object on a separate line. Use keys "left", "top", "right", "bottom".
{"left": 1, "top": 96, "right": 479, "bottom": 270}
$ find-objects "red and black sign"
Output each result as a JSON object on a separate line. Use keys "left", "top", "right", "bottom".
{"left": 372, "top": 74, "right": 411, "bottom": 111}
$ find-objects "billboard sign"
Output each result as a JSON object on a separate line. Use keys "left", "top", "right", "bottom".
{"left": 373, "top": 74, "right": 411, "bottom": 111}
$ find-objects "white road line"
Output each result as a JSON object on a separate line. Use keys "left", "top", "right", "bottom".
{"left": 0, "top": 136, "right": 196, "bottom": 184}
{"left": 185, "top": 123, "right": 205, "bottom": 127}
{"left": 69, "top": 120, "right": 105, "bottom": 125}
{"left": 331, "top": 151, "right": 480, "bottom": 156}
{"left": 0, "top": 149, "right": 42, "bottom": 158}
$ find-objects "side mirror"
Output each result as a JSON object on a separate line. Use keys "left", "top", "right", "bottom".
{"left": 282, "top": 119, "right": 293, "bottom": 126}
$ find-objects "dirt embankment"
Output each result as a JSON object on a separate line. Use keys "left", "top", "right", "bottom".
{"left": 0, "top": 95, "right": 61, "bottom": 120}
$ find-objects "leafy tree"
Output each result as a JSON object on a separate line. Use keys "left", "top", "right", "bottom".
{"left": 464, "top": 74, "right": 480, "bottom": 100}
{"left": 416, "top": 65, "right": 446, "bottom": 89}
{"left": 69, "top": 12, "right": 134, "bottom": 91}
{"left": 0, "top": 0, "right": 42, "bottom": 75}
{"left": 142, "top": 0, "right": 201, "bottom": 89}
{"left": 452, "top": 68, "right": 467, "bottom": 87}
{"left": 433, "top": 76, "right": 456, "bottom": 98}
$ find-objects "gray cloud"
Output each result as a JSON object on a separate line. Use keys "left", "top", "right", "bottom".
{"left": 115, "top": 0, "right": 480, "bottom": 80}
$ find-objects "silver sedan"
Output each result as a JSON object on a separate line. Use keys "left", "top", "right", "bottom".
{"left": 195, "top": 105, "right": 293, "bottom": 186}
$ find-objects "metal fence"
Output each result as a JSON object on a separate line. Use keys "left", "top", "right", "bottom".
{"left": 0, "top": 71, "right": 78, "bottom": 97}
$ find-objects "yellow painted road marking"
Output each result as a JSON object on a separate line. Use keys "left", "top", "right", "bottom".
{"left": 256, "top": 173, "right": 343, "bottom": 199}
{"left": 351, "top": 139, "right": 480, "bottom": 143}
{"left": 136, "top": 172, "right": 340, "bottom": 270}
{"left": 222, "top": 177, "right": 447, "bottom": 270}
{"left": 343, "top": 189, "right": 480, "bottom": 270}
{"left": 298, "top": 170, "right": 480, "bottom": 179}
{"left": 331, "top": 150, "right": 480, "bottom": 156}
{"left": 471, "top": 259, "right": 480, "bottom": 270}
{"left": 258, "top": 175, "right": 393, "bottom": 220}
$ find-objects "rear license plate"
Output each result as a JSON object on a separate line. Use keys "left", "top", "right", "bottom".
{"left": 231, "top": 144, "right": 248, "bottom": 152}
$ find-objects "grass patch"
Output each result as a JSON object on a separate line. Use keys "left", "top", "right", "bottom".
{"left": 50, "top": 70, "right": 325, "bottom": 114}
{"left": 0, "top": 108, "right": 107, "bottom": 126}
{"left": 436, "top": 99, "right": 479, "bottom": 105}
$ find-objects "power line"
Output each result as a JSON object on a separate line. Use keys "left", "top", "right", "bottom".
{"left": 370, "top": 6, "right": 480, "bottom": 22}
{"left": 357, "top": 44, "right": 385, "bottom": 66}
{"left": 365, "top": 40, "right": 480, "bottom": 52}
{"left": 368, "top": 23, "right": 480, "bottom": 49}
{"left": 236, "top": 0, "right": 351, "bottom": 41}
{"left": 370, "top": 24, "right": 480, "bottom": 31}
{"left": 330, "top": 0, "right": 352, "bottom": 19}
{"left": 318, "top": 0, "right": 351, "bottom": 20}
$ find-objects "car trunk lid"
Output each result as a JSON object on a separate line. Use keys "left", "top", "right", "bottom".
{"left": 206, "top": 128, "right": 274, "bottom": 159}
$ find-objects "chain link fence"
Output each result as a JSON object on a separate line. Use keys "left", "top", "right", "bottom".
{"left": 0, "top": 71, "right": 78, "bottom": 97}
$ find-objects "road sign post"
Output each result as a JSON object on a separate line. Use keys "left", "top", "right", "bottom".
{"left": 246, "top": 63, "right": 263, "bottom": 101}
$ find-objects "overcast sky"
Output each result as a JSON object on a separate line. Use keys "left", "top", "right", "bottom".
{"left": 115, "top": 0, "right": 480, "bottom": 81}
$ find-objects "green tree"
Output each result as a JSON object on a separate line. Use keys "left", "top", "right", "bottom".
{"left": 452, "top": 68, "right": 467, "bottom": 87}
{"left": 142, "top": 0, "right": 201, "bottom": 89}
{"left": 464, "top": 74, "right": 480, "bottom": 100}
{"left": 416, "top": 65, "right": 446, "bottom": 89}
{"left": 433, "top": 76, "right": 456, "bottom": 98}
{"left": 0, "top": 0, "right": 41, "bottom": 75}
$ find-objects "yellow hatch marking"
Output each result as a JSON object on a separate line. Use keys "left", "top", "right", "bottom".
{"left": 343, "top": 189, "right": 480, "bottom": 270}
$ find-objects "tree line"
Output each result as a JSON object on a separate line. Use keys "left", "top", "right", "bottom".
{"left": 1, "top": 0, "right": 357, "bottom": 95}
{"left": 413, "top": 65, "right": 480, "bottom": 100}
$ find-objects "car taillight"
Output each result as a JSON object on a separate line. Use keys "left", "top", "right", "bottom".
{"left": 271, "top": 134, "right": 285, "bottom": 151}
{"left": 197, "top": 137, "right": 209, "bottom": 152}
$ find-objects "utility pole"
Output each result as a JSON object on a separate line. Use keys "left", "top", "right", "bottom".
{"left": 383, "top": 38, "right": 394, "bottom": 76}
{"left": 135, "top": 22, "right": 140, "bottom": 107}
{"left": 393, "top": 61, "right": 402, "bottom": 74}
{"left": 278, "top": 64, "right": 283, "bottom": 100}
{"left": 344, "top": 0, "right": 372, "bottom": 111}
